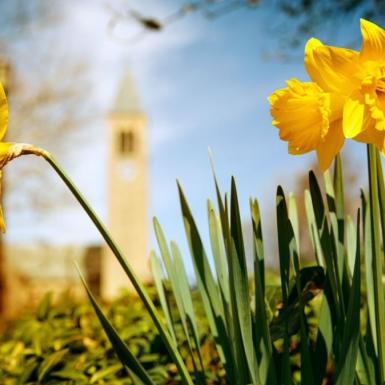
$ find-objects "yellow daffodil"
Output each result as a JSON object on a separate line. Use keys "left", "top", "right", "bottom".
{"left": 269, "top": 79, "right": 344, "bottom": 171}
{"left": 269, "top": 18, "right": 385, "bottom": 169}
{"left": 0, "top": 82, "right": 46, "bottom": 232}
{"left": 0, "top": 83, "right": 9, "bottom": 232}
{"left": 305, "top": 19, "right": 385, "bottom": 151}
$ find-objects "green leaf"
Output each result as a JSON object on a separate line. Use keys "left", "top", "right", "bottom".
{"left": 171, "top": 241, "right": 207, "bottom": 382}
{"left": 229, "top": 177, "right": 260, "bottom": 385}
{"left": 345, "top": 215, "right": 356, "bottom": 279}
{"left": 177, "top": 181, "right": 234, "bottom": 382}
{"left": 38, "top": 349, "right": 69, "bottom": 382}
{"left": 16, "top": 358, "right": 39, "bottom": 385}
{"left": 50, "top": 369, "right": 89, "bottom": 381}
{"left": 362, "top": 189, "right": 377, "bottom": 352}
{"left": 153, "top": 217, "right": 207, "bottom": 384}
{"left": 368, "top": 145, "right": 385, "bottom": 382}
{"left": 45, "top": 154, "right": 193, "bottom": 385}
{"left": 208, "top": 199, "right": 230, "bottom": 311}
{"left": 149, "top": 251, "right": 177, "bottom": 344}
{"left": 323, "top": 169, "right": 344, "bottom": 288}
{"left": 288, "top": 193, "right": 300, "bottom": 252}
{"left": 77, "top": 268, "right": 156, "bottom": 385}
{"left": 36, "top": 292, "right": 52, "bottom": 322}
{"left": 308, "top": 171, "right": 342, "bottom": 323}
{"left": 304, "top": 189, "right": 324, "bottom": 268}
{"left": 276, "top": 186, "right": 292, "bottom": 385}
{"left": 90, "top": 364, "right": 123, "bottom": 383}
{"left": 334, "top": 211, "right": 361, "bottom": 385}
{"left": 250, "top": 198, "right": 277, "bottom": 385}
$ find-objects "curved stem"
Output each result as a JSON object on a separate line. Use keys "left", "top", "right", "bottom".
{"left": 42, "top": 152, "right": 193, "bottom": 385}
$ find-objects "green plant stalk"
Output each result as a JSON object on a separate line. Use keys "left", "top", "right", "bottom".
{"left": 367, "top": 144, "right": 385, "bottom": 383}
{"left": 42, "top": 152, "right": 194, "bottom": 385}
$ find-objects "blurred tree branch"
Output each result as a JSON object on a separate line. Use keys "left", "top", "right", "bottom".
{"left": 106, "top": 0, "right": 385, "bottom": 48}
{"left": 0, "top": 1, "right": 96, "bottom": 215}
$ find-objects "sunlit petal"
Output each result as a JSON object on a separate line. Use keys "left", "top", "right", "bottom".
{"left": 0, "top": 172, "right": 5, "bottom": 233}
{"left": 354, "top": 121, "right": 385, "bottom": 151}
{"left": 0, "top": 83, "right": 7, "bottom": 141}
{"left": 360, "top": 18, "right": 385, "bottom": 61}
{"left": 316, "top": 120, "right": 344, "bottom": 171}
{"left": 343, "top": 95, "right": 365, "bottom": 137}
{"left": 305, "top": 39, "right": 360, "bottom": 94}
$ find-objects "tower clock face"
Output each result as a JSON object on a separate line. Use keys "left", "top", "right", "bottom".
{"left": 117, "top": 159, "right": 137, "bottom": 180}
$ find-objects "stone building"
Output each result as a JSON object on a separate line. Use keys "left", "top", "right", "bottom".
{"left": 1, "top": 71, "right": 151, "bottom": 315}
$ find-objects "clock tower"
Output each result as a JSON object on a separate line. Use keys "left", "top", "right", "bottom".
{"left": 101, "top": 71, "right": 151, "bottom": 298}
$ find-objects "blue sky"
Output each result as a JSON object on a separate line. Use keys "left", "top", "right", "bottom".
{"left": 4, "top": 1, "right": 369, "bottom": 266}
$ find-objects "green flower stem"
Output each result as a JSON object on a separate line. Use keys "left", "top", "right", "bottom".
{"left": 43, "top": 151, "right": 194, "bottom": 385}
{"left": 367, "top": 144, "right": 385, "bottom": 384}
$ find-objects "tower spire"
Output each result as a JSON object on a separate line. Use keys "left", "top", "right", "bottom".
{"left": 111, "top": 70, "right": 142, "bottom": 115}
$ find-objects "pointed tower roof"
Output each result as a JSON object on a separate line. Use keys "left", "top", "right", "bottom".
{"left": 111, "top": 70, "right": 142, "bottom": 115}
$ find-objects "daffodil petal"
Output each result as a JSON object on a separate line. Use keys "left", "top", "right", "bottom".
{"left": 343, "top": 96, "right": 365, "bottom": 137}
{"left": 316, "top": 120, "right": 344, "bottom": 171}
{"left": 305, "top": 39, "right": 359, "bottom": 94}
{"left": 0, "top": 83, "right": 7, "bottom": 141}
{"left": 354, "top": 121, "right": 385, "bottom": 151}
{"left": 360, "top": 18, "right": 385, "bottom": 61}
{"left": 0, "top": 205, "right": 5, "bottom": 233}
{"left": 304, "top": 37, "right": 324, "bottom": 84}
{"left": 0, "top": 171, "right": 5, "bottom": 233}
{"left": 0, "top": 142, "right": 13, "bottom": 160}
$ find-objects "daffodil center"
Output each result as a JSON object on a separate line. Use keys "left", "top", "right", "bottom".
{"left": 374, "top": 69, "right": 385, "bottom": 107}
{"left": 360, "top": 69, "right": 385, "bottom": 130}
{"left": 376, "top": 76, "right": 385, "bottom": 94}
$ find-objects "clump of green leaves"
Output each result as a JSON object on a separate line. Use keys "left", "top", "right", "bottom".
{"left": 83, "top": 149, "right": 385, "bottom": 385}
{"left": 0, "top": 289, "right": 180, "bottom": 384}
{"left": 4, "top": 148, "right": 385, "bottom": 385}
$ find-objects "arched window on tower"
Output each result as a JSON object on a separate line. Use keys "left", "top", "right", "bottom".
{"left": 118, "top": 130, "right": 135, "bottom": 155}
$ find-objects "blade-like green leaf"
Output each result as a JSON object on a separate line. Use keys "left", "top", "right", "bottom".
{"left": 38, "top": 349, "right": 69, "bottom": 382}
{"left": 212, "top": 176, "right": 246, "bottom": 385}
{"left": 149, "top": 251, "right": 177, "bottom": 344}
{"left": 77, "top": 268, "right": 156, "bottom": 385}
{"left": 250, "top": 197, "right": 277, "bottom": 385}
{"left": 288, "top": 222, "right": 314, "bottom": 385}
{"left": 288, "top": 193, "right": 300, "bottom": 253}
{"left": 304, "top": 189, "right": 324, "bottom": 268}
{"left": 334, "top": 211, "right": 361, "bottom": 385}
{"left": 324, "top": 169, "right": 344, "bottom": 287}
{"left": 230, "top": 177, "right": 260, "bottom": 385}
{"left": 345, "top": 215, "right": 356, "bottom": 279}
{"left": 309, "top": 171, "right": 342, "bottom": 323}
{"left": 368, "top": 145, "right": 385, "bottom": 383}
{"left": 361, "top": 189, "right": 378, "bottom": 361}
{"left": 171, "top": 241, "right": 207, "bottom": 381}
{"left": 45, "top": 153, "right": 193, "bottom": 385}
{"left": 208, "top": 199, "right": 230, "bottom": 310}
{"left": 276, "top": 186, "right": 292, "bottom": 385}
{"left": 177, "top": 181, "right": 234, "bottom": 382}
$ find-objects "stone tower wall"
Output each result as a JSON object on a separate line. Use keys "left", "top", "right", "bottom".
{"left": 101, "top": 112, "right": 151, "bottom": 299}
